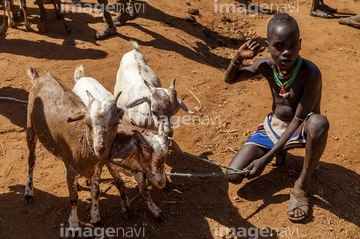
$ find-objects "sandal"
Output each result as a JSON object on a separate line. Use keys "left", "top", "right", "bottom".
{"left": 287, "top": 194, "right": 310, "bottom": 222}
{"left": 338, "top": 15, "right": 360, "bottom": 29}
{"left": 310, "top": 9, "right": 334, "bottom": 19}
{"left": 95, "top": 26, "right": 117, "bottom": 39}
{"left": 112, "top": 12, "right": 130, "bottom": 27}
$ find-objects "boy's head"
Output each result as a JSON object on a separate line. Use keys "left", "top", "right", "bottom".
{"left": 267, "top": 13, "right": 300, "bottom": 41}
{"left": 265, "top": 13, "right": 302, "bottom": 70}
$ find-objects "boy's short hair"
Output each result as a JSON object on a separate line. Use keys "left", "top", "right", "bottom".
{"left": 267, "top": 13, "right": 300, "bottom": 40}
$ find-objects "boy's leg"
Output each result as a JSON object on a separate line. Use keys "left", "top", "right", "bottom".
{"left": 310, "top": 0, "right": 334, "bottom": 18}
{"left": 288, "top": 114, "right": 329, "bottom": 221}
{"left": 113, "top": 0, "right": 129, "bottom": 26}
{"left": 96, "top": 0, "right": 117, "bottom": 39}
{"left": 226, "top": 144, "right": 268, "bottom": 184}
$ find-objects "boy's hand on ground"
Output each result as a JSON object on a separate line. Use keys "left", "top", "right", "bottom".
{"left": 245, "top": 157, "right": 267, "bottom": 179}
{"left": 237, "top": 40, "right": 265, "bottom": 59}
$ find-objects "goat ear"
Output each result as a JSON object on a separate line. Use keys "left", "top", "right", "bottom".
{"left": 144, "top": 80, "right": 157, "bottom": 95}
{"left": 67, "top": 108, "right": 86, "bottom": 122}
{"left": 168, "top": 78, "right": 177, "bottom": 101}
{"left": 86, "top": 90, "right": 95, "bottom": 103}
{"left": 169, "top": 78, "right": 176, "bottom": 90}
{"left": 177, "top": 98, "right": 194, "bottom": 114}
{"left": 126, "top": 96, "right": 150, "bottom": 108}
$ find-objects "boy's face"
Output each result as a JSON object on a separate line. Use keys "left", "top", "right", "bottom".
{"left": 266, "top": 24, "right": 301, "bottom": 70}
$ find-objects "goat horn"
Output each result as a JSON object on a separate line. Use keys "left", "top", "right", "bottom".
{"left": 158, "top": 120, "right": 165, "bottom": 136}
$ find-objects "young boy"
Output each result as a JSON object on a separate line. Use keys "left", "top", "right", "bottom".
{"left": 224, "top": 13, "right": 329, "bottom": 222}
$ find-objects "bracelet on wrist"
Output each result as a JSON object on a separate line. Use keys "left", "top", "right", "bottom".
{"left": 231, "top": 55, "right": 242, "bottom": 67}
{"left": 270, "top": 149, "right": 277, "bottom": 157}
{"left": 230, "top": 60, "right": 241, "bottom": 68}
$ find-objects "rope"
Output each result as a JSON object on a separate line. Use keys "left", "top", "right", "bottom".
{"left": 102, "top": 150, "right": 250, "bottom": 178}
{"left": 181, "top": 151, "right": 249, "bottom": 175}
{"left": 166, "top": 171, "right": 249, "bottom": 178}
{"left": 0, "top": 96, "right": 28, "bottom": 104}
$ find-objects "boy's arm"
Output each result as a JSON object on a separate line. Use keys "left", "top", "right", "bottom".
{"left": 224, "top": 40, "right": 265, "bottom": 84}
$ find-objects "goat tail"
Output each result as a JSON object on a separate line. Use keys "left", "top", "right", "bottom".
{"left": 27, "top": 66, "right": 39, "bottom": 84}
{"left": 130, "top": 39, "right": 139, "bottom": 51}
{"left": 74, "top": 65, "right": 85, "bottom": 82}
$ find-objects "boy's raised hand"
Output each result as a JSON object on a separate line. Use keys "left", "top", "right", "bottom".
{"left": 237, "top": 40, "right": 265, "bottom": 59}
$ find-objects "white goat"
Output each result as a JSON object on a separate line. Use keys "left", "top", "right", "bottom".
{"left": 72, "top": 65, "right": 181, "bottom": 220}
{"left": 114, "top": 40, "right": 193, "bottom": 136}
{"left": 24, "top": 66, "right": 120, "bottom": 229}
{"left": 73, "top": 65, "right": 119, "bottom": 107}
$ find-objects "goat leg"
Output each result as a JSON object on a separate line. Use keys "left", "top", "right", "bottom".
{"left": 66, "top": 168, "right": 80, "bottom": 234}
{"left": 53, "top": 0, "right": 71, "bottom": 33}
{"left": 4, "top": 0, "right": 15, "bottom": 28}
{"left": 89, "top": 165, "right": 103, "bottom": 226}
{"left": 106, "top": 163, "right": 133, "bottom": 218}
{"left": 134, "top": 172, "right": 166, "bottom": 221}
{"left": 36, "top": 0, "right": 47, "bottom": 32}
{"left": 24, "top": 126, "right": 37, "bottom": 203}
{"left": 19, "top": 0, "right": 31, "bottom": 30}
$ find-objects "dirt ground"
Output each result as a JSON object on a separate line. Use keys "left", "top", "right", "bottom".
{"left": 1, "top": 0, "right": 360, "bottom": 238}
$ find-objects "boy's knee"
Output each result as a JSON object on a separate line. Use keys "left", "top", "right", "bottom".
{"left": 307, "top": 114, "right": 329, "bottom": 139}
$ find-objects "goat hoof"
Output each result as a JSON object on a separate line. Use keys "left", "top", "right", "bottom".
{"left": 156, "top": 212, "right": 166, "bottom": 222}
{"left": 92, "top": 220, "right": 104, "bottom": 227}
{"left": 162, "top": 180, "right": 172, "bottom": 191}
{"left": 121, "top": 209, "right": 134, "bottom": 219}
{"left": 67, "top": 227, "right": 81, "bottom": 238}
{"left": 9, "top": 21, "right": 16, "bottom": 28}
{"left": 24, "top": 195, "right": 33, "bottom": 203}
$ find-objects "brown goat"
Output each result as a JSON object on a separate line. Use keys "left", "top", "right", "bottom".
{"left": 24, "top": 66, "right": 119, "bottom": 228}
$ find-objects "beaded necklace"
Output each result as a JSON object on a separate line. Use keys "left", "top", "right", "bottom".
{"left": 272, "top": 56, "right": 303, "bottom": 98}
